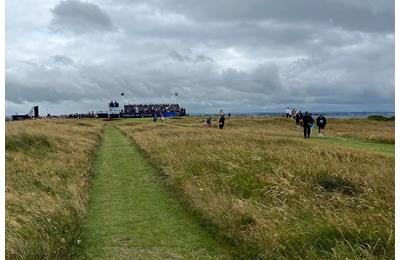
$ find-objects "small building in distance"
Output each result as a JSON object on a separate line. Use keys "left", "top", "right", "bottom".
{"left": 12, "top": 114, "right": 30, "bottom": 121}
{"left": 12, "top": 106, "right": 39, "bottom": 121}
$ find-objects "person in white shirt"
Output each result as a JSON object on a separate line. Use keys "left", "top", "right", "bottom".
{"left": 285, "top": 107, "right": 291, "bottom": 118}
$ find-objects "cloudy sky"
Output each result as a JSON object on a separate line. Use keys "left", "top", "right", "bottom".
{"left": 6, "top": 0, "right": 394, "bottom": 115}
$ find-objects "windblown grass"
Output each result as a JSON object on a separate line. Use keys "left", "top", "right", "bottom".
{"left": 6, "top": 119, "right": 103, "bottom": 259}
{"left": 117, "top": 116, "right": 394, "bottom": 259}
{"left": 167, "top": 116, "right": 395, "bottom": 144}
{"left": 327, "top": 119, "right": 394, "bottom": 144}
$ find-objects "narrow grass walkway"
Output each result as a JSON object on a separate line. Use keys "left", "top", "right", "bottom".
{"left": 80, "top": 125, "right": 231, "bottom": 259}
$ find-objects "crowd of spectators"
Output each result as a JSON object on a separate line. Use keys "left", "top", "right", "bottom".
{"left": 46, "top": 112, "right": 97, "bottom": 119}
{"left": 124, "top": 104, "right": 186, "bottom": 116}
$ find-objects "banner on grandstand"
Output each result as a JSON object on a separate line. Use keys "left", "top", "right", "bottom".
{"left": 164, "top": 112, "right": 177, "bottom": 117}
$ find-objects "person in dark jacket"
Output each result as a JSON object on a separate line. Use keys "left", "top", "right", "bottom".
{"left": 299, "top": 111, "right": 304, "bottom": 127}
{"left": 206, "top": 117, "right": 212, "bottom": 128}
{"left": 295, "top": 111, "right": 300, "bottom": 125}
{"left": 303, "top": 111, "right": 312, "bottom": 139}
{"left": 310, "top": 113, "right": 315, "bottom": 134}
{"left": 316, "top": 114, "right": 327, "bottom": 136}
{"left": 219, "top": 115, "right": 225, "bottom": 129}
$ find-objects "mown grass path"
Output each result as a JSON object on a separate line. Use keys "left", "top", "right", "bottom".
{"left": 310, "top": 135, "right": 394, "bottom": 156}
{"left": 79, "top": 125, "right": 230, "bottom": 259}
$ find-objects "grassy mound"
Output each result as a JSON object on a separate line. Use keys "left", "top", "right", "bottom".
{"left": 6, "top": 120, "right": 103, "bottom": 259}
{"left": 117, "top": 116, "right": 394, "bottom": 259}
{"left": 367, "top": 115, "right": 395, "bottom": 121}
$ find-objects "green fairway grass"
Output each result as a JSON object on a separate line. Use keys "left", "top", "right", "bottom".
{"left": 310, "top": 135, "right": 394, "bottom": 156}
{"left": 79, "top": 125, "right": 231, "bottom": 259}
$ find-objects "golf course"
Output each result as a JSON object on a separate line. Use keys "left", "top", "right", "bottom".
{"left": 5, "top": 116, "right": 394, "bottom": 259}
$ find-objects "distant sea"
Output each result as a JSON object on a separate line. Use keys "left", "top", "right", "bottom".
{"left": 193, "top": 112, "right": 395, "bottom": 119}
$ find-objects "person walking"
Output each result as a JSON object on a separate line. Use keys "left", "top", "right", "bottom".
{"left": 299, "top": 111, "right": 304, "bottom": 127}
{"left": 285, "top": 107, "right": 291, "bottom": 118}
{"left": 309, "top": 113, "right": 315, "bottom": 135}
{"left": 303, "top": 111, "right": 312, "bottom": 139}
{"left": 206, "top": 117, "right": 212, "bottom": 128}
{"left": 316, "top": 114, "right": 327, "bottom": 136}
{"left": 295, "top": 111, "right": 300, "bottom": 125}
{"left": 219, "top": 114, "right": 225, "bottom": 129}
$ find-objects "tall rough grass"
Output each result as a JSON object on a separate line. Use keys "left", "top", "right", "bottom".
{"left": 117, "top": 117, "right": 394, "bottom": 259}
{"left": 327, "top": 119, "right": 394, "bottom": 144}
{"left": 6, "top": 119, "right": 103, "bottom": 259}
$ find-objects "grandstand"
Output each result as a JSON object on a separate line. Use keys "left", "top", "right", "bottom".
{"left": 122, "top": 104, "right": 186, "bottom": 118}
{"left": 9, "top": 102, "right": 187, "bottom": 120}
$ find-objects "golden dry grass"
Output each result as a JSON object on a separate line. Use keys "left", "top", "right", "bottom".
{"left": 162, "top": 116, "right": 395, "bottom": 144}
{"left": 327, "top": 118, "right": 394, "bottom": 144}
{"left": 6, "top": 119, "right": 103, "bottom": 259}
{"left": 117, "top": 116, "right": 394, "bottom": 259}
{"left": 5, "top": 116, "right": 393, "bottom": 259}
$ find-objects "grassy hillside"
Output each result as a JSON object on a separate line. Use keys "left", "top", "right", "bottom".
{"left": 6, "top": 119, "right": 103, "bottom": 259}
{"left": 117, "top": 116, "right": 394, "bottom": 259}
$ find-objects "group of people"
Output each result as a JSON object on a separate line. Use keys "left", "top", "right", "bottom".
{"left": 124, "top": 104, "right": 185, "bottom": 115}
{"left": 286, "top": 107, "right": 327, "bottom": 139}
{"left": 109, "top": 101, "right": 120, "bottom": 108}
{"left": 46, "top": 112, "right": 97, "bottom": 119}
{"left": 205, "top": 110, "right": 230, "bottom": 129}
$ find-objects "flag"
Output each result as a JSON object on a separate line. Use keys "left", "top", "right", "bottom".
{"left": 121, "top": 92, "right": 124, "bottom": 96}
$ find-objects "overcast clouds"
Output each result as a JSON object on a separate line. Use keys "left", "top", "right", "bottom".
{"left": 6, "top": 0, "right": 394, "bottom": 115}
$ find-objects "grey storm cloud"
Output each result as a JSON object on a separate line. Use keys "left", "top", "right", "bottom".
{"left": 50, "top": 0, "right": 114, "bottom": 34}
{"left": 221, "top": 64, "right": 282, "bottom": 94}
{"left": 6, "top": 58, "right": 91, "bottom": 104}
{"left": 53, "top": 55, "right": 74, "bottom": 65}
{"left": 5, "top": 0, "right": 395, "bottom": 115}
{"left": 6, "top": 81, "right": 78, "bottom": 104}
{"left": 152, "top": 0, "right": 394, "bottom": 32}
{"left": 169, "top": 50, "right": 215, "bottom": 64}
